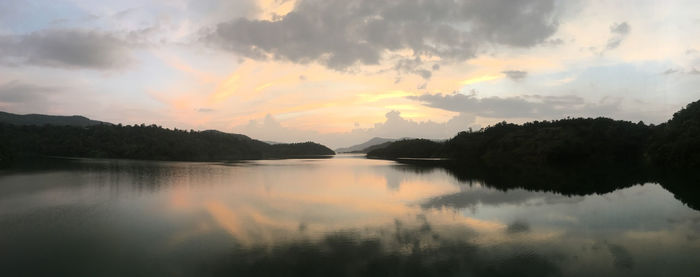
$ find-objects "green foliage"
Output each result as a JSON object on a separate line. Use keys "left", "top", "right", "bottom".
{"left": 0, "top": 124, "right": 334, "bottom": 162}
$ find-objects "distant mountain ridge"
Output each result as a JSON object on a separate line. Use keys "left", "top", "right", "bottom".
{"left": 335, "top": 137, "right": 397, "bottom": 153}
{"left": 0, "top": 111, "right": 108, "bottom": 126}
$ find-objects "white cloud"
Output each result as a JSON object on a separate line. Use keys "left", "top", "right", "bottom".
{"left": 234, "top": 111, "right": 477, "bottom": 149}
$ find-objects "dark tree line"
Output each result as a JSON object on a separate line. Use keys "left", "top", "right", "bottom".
{"left": 0, "top": 124, "right": 334, "bottom": 164}
{"left": 368, "top": 99, "right": 700, "bottom": 170}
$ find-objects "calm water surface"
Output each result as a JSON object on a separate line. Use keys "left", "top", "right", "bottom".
{"left": 1, "top": 155, "right": 698, "bottom": 276}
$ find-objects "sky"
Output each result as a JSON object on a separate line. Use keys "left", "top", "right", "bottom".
{"left": 0, "top": 0, "right": 699, "bottom": 148}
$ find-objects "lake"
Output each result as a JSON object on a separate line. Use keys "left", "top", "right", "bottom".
{"left": 1, "top": 154, "right": 698, "bottom": 276}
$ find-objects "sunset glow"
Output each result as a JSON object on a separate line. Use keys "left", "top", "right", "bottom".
{"left": 1, "top": 0, "right": 698, "bottom": 148}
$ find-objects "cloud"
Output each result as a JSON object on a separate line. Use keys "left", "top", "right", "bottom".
{"left": 663, "top": 67, "right": 700, "bottom": 75}
{"left": 358, "top": 110, "right": 476, "bottom": 139}
{"left": 610, "top": 22, "right": 630, "bottom": 35}
{"left": 506, "top": 221, "right": 531, "bottom": 234}
{"left": 606, "top": 243, "right": 635, "bottom": 269}
{"left": 394, "top": 57, "right": 433, "bottom": 79}
{"left": 234, "top": 110, "right": 478, "bottom": 148}
{"left": 421, "top": 186, "right": 581, "bottom": 210}
{"left": 409, "top": 92, "right": 620, "bottom": 119}
{"left": 605, "top": 22, "right": 630, "bottom": 50}
{"left": 204, "top": 0, "right": 560, "bottom": 73}
{"left": 0, "top": 80, "right": 61, "bottom": 111}
{"left": 113, "top": 7, "right": 139, "bottom": 20}
{"left": 662, "top": 68, "right": 678, "bottom": 75}
{"left": 543, "top": 38, "right": 564, "bottom": 46}
{"left": 0, "top": 79, "right": 101, "bottom": 116}
{"left": 502, "top": 70, "right": 528, "bottom": 80}
{"left": 0, "top": 29, "right": 134, "bottom": 69}
{"left": 0, "top": 80, "right": 55, "bottom": 101}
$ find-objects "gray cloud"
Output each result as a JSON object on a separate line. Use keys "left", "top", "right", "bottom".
{"left": 0, "top": 29, "right": 133, "bottom": 69}
{"left": 664, "top": 67, "right": 700, "bottom": 75}
{"left": 409, "top": 92, "right": 620, "bottom": 119}
{"left": 610, "top": 22, "right": 630, "bottom": 35}
{"left": 0, "top": 80, "right": 61, "bottom": 111}
{"left": 393, "top": 57, "right": 433, "bottom": 80}
{"left": 607, "top": 243, "right": 635, "bottom": 269}
{"left": 204, "top": 0, "right": 559, "bottom": 73}
{"left": 0, "top": 80, "right": 57, "bottom": 103}
{"left": 662, "top": 68, "right": 678, "bottom": 75}
{"left": 0, "top": 79, "right": 103, "bottom": 116}
{"left": 605, "top": 22, "right": 630, "bottom": 50}
{"left": 506, "top": 220, "right": 531, "bottom": 234}
{"left": 502, "top": 70, "right": 528, "bottom": 80}
{"left": 113, "top": 7, "right": 139, "bottom": 20}
{"left": 544, "top": 38, "right": 564, "bottom": 46}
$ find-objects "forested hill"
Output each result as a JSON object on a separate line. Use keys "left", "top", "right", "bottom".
{"left": 368, "top": 99, "right": 700, "bottom": 169}
{"left": 0, "top": 123, "right": 334, "bottom": 164}
{"left": 0, "top": 111, "right": 107, "bottom": 127}
{"left": 647, "top": 99, "right": 700, "bottom": 168}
